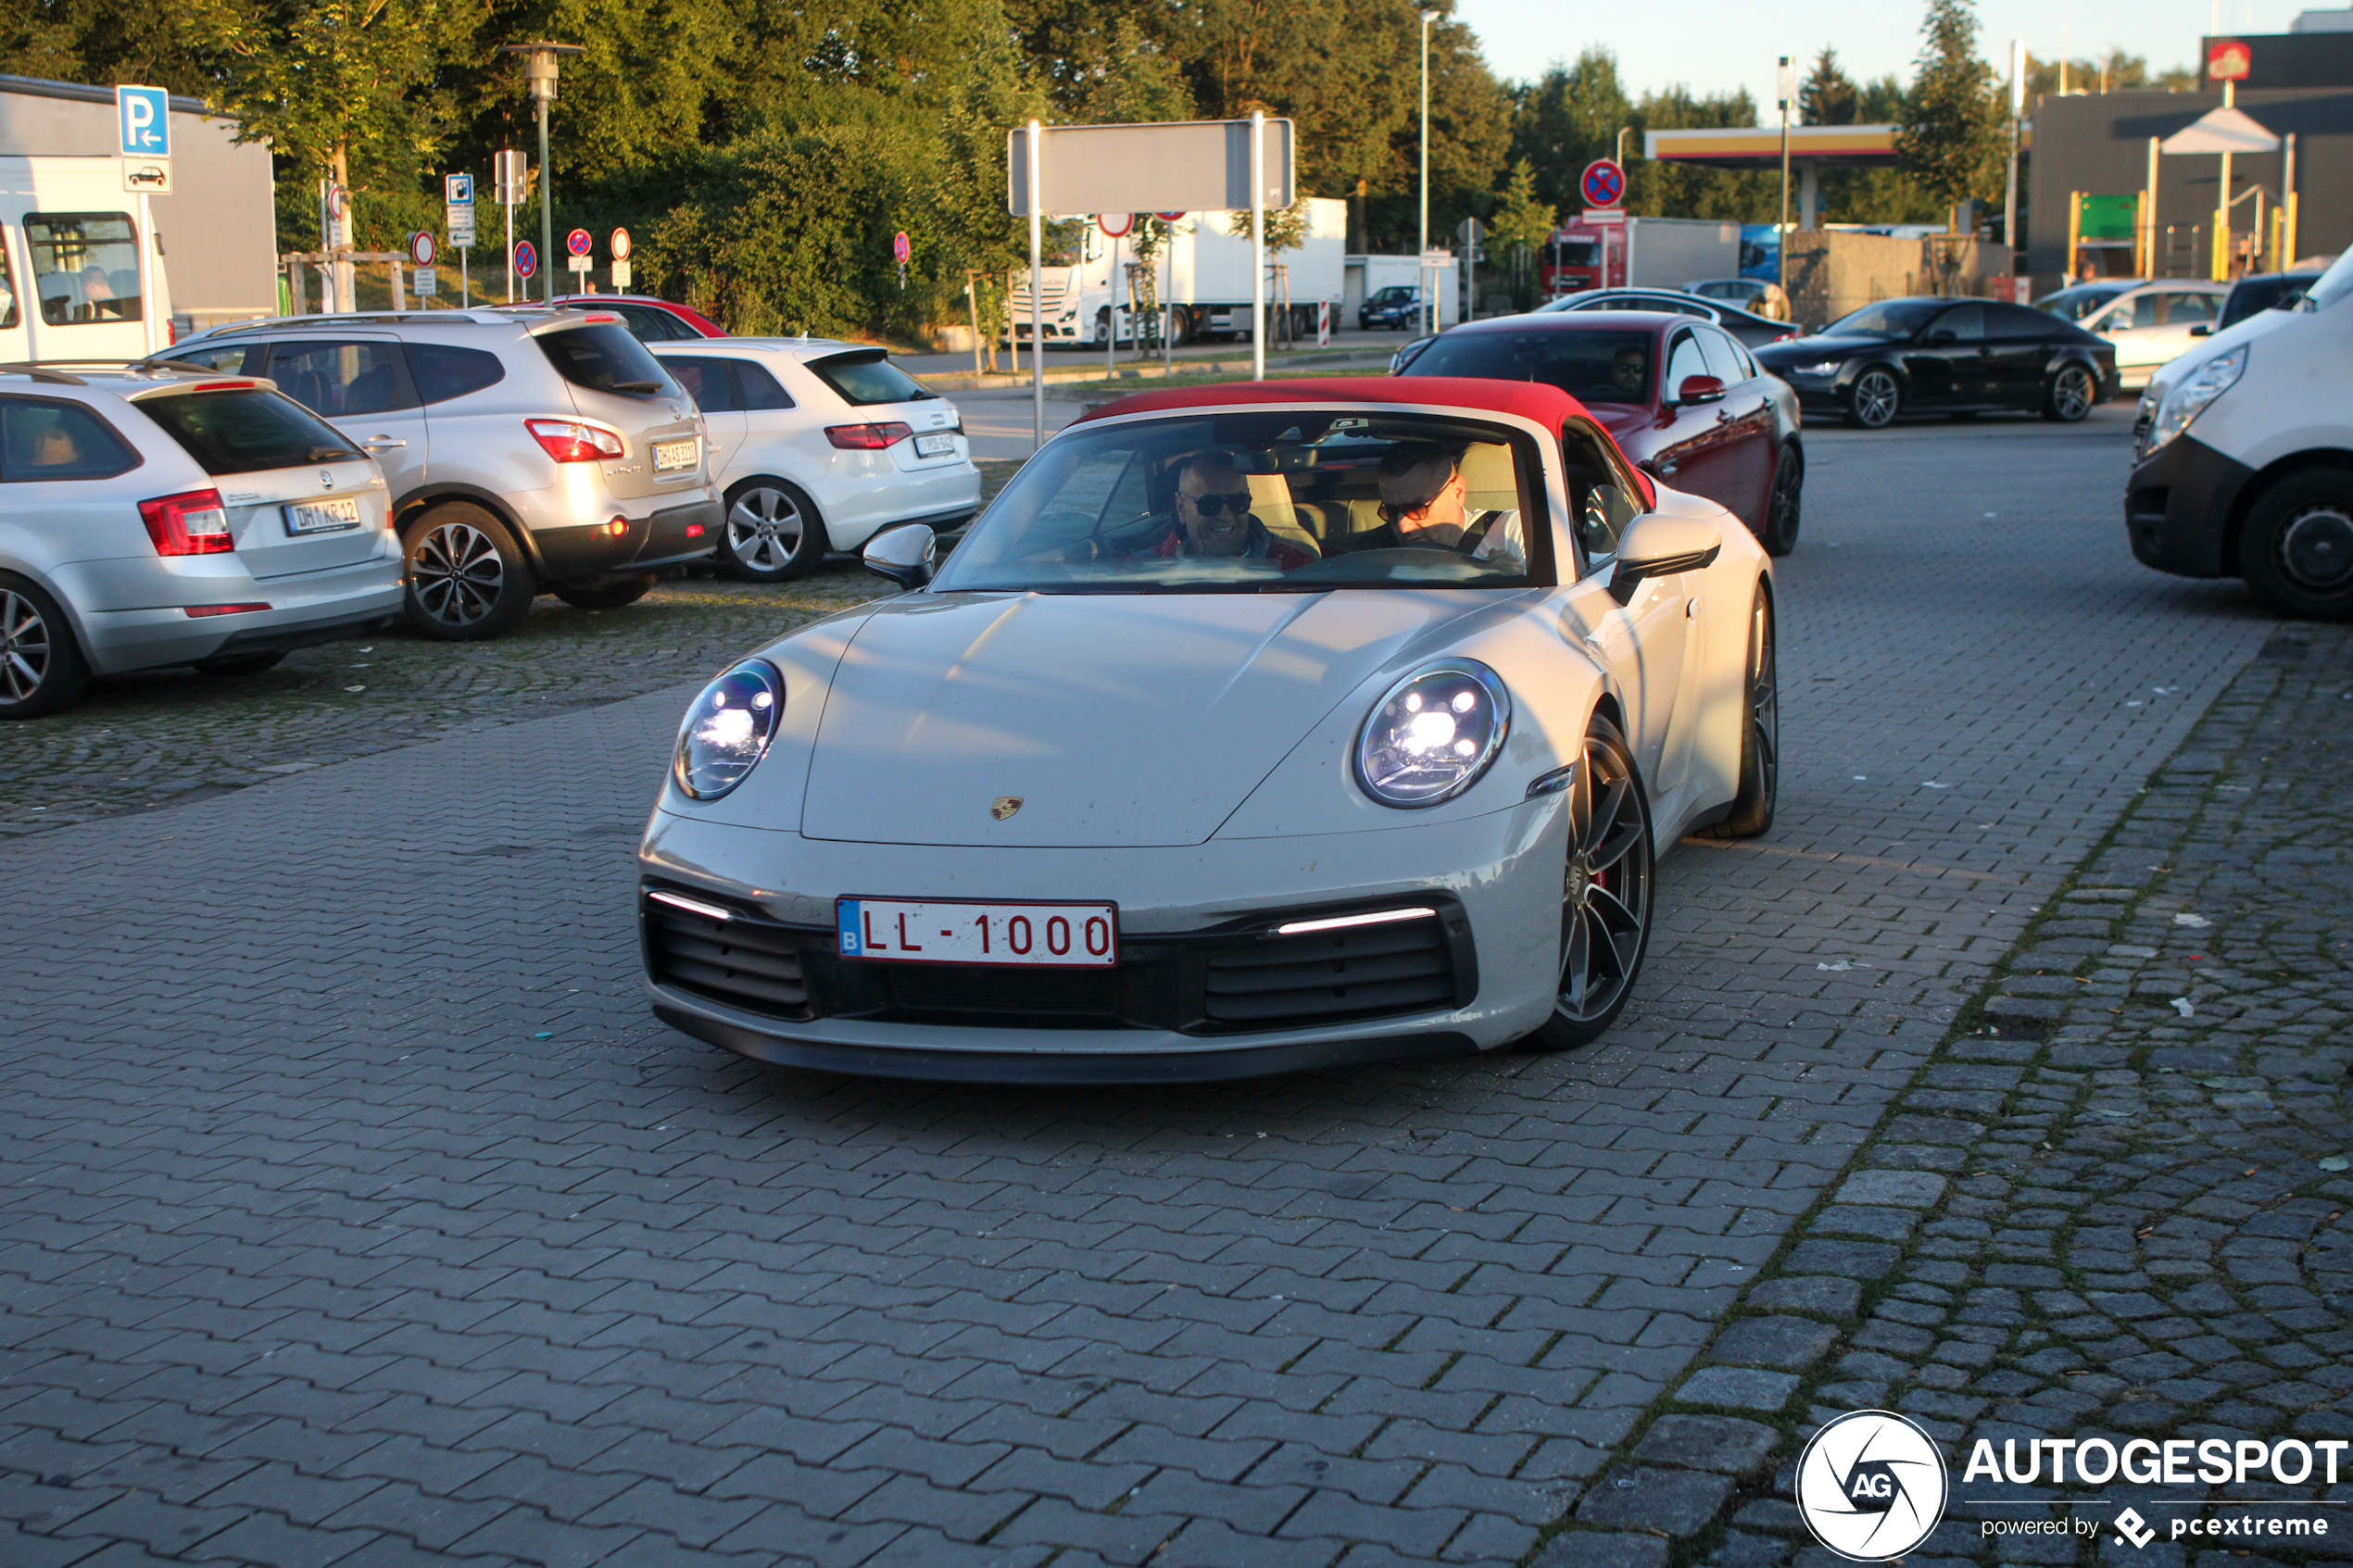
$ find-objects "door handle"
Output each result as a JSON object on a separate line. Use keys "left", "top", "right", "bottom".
{"left": 362, "top": 436, "right": 408, "bottom": 450}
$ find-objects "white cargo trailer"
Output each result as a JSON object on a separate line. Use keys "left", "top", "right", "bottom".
{"left": 1623, "top": 218, "right": 1743, "bottom": 290}
{"left": 1013, "top": 197, "right": 1348, "bottom": 346}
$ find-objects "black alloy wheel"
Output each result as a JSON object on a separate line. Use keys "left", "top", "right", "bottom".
{"left": 722, "top": 480, "right": 824, "bottom": 582}
{"left": 1519, "top": 716, "right": 1655, "bottom": 1052}
{"left": 1761, "top": 444, "right": 1803, "bottom": 557}
{"left": 0, "top": 577, "right": 89, "bottom": 720}
{"left": 2241, "top": 470, "right": 2353, "bottom": 622}
{"left": 1704, "top": 582, "right": 1779, "bottom": 839}
{"left": 402, "top": 503, "right": 535, "bottom": 641}
{"left": 2042, "top": 363, "right": 2096, "bottom": 423}
{"left": 1846, "top": 367, "right": 1901, "bottom": 430}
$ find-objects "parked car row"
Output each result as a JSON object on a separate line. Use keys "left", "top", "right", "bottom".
{"left": 0, "top": 304, "right": 980, "bottom": 717}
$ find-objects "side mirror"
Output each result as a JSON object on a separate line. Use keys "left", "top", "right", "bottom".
{"left": 1674, "top": 374, "right": 1726, "bottom": 407}
{"left": 862, "top": 522, "right": 936, "bottom": 588}
{"left": 2189, "top": 323, "right": 2212, "bottom": 337}
{"left": 1610, "top": 511, "right": 1723, "bottom": 605}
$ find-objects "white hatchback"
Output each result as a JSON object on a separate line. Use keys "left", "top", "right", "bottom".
{"left": 649, "top": 340, "right": 981, "bottom": 582}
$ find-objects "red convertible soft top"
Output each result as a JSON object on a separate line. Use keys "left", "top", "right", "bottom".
{"left": 1074, "top": 375, "right": 1592, "bottom": 428}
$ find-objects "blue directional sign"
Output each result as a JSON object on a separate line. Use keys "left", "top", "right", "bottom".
{"left": 116, "top": 85, "right": 170, "bottom": 157}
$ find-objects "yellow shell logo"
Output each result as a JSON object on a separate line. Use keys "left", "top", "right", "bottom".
{"left": 990, "top": 796, "right": 1024, "bottom": 821}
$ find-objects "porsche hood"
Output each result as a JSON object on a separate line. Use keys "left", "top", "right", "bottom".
{"left": 799, "top": 592, "right": 1470, "bottom": 847}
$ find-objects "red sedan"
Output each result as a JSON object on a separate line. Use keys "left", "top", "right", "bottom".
{"left": 1398, "top": 311, "right": 1803, "bottom": 556}
{"left": 543, "top": 294, "right": 725, "bottom": 342}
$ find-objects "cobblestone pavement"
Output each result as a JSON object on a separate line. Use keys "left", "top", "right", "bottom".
{"left": 1557, "top": 628, "right": 2353, "bottom": 1567}
{"left": 0, "top": 407, "right": 2301, "bottom": 1567}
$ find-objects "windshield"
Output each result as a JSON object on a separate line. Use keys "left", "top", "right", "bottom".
{"left": 2301, "top": 249, "right": 2353, "bottom": 313}
{"left": 1368, "top": 287, "right": 1416, "bottom": 306}
{"left": 2033, "top": 284, "right": 2130, "bottom": 321}
{"left": 1402, "top": 328, "right": 1654, "bottom": 405}
{"left": 930, "top": 411, "right": 1547, "bottom": 595}
{"left": 1821, "top": 301, "right": 1944, "bottom": 337}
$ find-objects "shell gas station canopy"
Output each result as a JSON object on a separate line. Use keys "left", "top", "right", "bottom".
{"left": 1643, "top": 124, "right": 1906, "bottom": 231}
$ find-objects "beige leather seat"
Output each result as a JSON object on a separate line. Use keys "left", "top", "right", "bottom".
{"left": 1244, "top": 472, "right": 1323, "bottom": 559}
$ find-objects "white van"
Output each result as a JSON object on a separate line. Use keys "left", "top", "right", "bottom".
{"left": 2125, "top": 249, "right": 2353, "bottom": 621}
{"left": 0, "top": 157, "right": 174, "bottom": 363}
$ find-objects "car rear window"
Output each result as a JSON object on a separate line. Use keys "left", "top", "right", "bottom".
{"left": 809, "top": 350, "right": 935, "bottom": 407}
{"left": 408, "top": 343, "right": 506, "bottom": 405}
{"left": 138, "top": 388, "right": 362, "bottom": 475}
{"left": 538, "top": 323, "right": 675, "bottom": 398}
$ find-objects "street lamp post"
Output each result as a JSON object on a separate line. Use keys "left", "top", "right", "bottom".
{"left": 503, "top": 43, "right": 583, "bottom": 307}
{"left": 2004, "top": 40, "right": 2024, "bottom": 256}
{"left": 1420, "top": 9, "right": 1437, "bottom": 338}
{"left": 1777, "top": 55, "right": 1793, "bottom": 282}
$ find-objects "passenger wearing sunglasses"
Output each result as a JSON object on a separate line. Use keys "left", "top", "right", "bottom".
{"left": 1365, "top": 442, "right": 1526, "bottom": 569}
{"left": 1148, "top": 450, "right": 1316, "bottom": 568}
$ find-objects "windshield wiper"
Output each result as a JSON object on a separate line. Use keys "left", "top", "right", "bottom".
{"left": 610, "top": 378, "right": 664, "bottom": 394}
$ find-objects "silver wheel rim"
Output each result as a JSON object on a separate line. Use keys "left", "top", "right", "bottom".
{"left": 0, "top": 589, "right": 53, "bottom": 703}
{"left": 1556, "top": 732, "right": 1651, "bottom": 1023}
{"left": 411, "top": 521, "right": 504, "bottom": 626}
{"left": 727, "top": 487, "right": 805, "bottom": 573}
{"left": 1855, "top": 370, "right": 1898, "bottom": 427}
{"left": 2279, "top": 506, "right": 2353, "bottom": 592}
{"left": 2054, "top": 368, "right": 2093, "bottom": 420}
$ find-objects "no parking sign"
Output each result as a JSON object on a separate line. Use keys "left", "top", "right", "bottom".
{"left": 1579, "top": 158, "right": 1625, "bottom": 209}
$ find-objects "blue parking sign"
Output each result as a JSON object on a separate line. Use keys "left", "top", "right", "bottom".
{"left": 445, "top": 172, "right": 472, "bottom": 206}
{"left": 116, "top": 85, "right": 170, "bottom": 157}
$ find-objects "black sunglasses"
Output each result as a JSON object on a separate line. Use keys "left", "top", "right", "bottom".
{"left": 1183, "top": 491, "right": 1253, "bottom": 517}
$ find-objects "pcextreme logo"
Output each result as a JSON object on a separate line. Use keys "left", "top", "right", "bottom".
{"left": 1793, "top": 1410, "right": 1950, "bottom": 1562}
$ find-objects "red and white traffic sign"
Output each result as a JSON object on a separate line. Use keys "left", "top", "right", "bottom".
{"left": 565, "top": 227, "right": 592, "bottom": 258}
{"left": 1097, "top": 213, "right": 1134, "bottom": 238}
{"left": 1579, "top": 158, "right": 1626, "bottom": 209}
{"left": 513, "top": 239, "right": 537, "bottom": 278}
{"left": 2207, "top": 38, "right": 2251, "bottom": 81}
{"left": 409, "top": 231, "right": 435, "bottom": 267}
{"left": 610, "top": 227, "right": 632, "bottom": 261}
{"left": 1154, "top": 211, "right": 1185, "bottom": 221}
{"left": 891, "top": 231, "right": 911, "bottom": 264}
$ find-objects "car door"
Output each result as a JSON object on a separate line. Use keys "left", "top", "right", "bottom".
{"left": 658, "top": 354, "right": 748, "bottom": 486}
{"left": 1554, "top": 427, "right": 1690, "bottom": 785}
{"left": 1694, "top": 326, "right": 1772, "bottom": 528}
{"left": 2089, "top": 292, "right": 2166, "bottom": 383}
{"left": 1904, "top": 303, "right": 1986, "bottom": 406}
{"left": 258, "top": 336, "right": 429, "bottom": 501}
{"left": 2146, "top": 289, "right": 2220, "bottom": 372}
{"left": 1649, "top": 328, "right": 1740, "bottom": 508}
{"left": 1980, "top": 303, "right": 2056, "bottom": 408}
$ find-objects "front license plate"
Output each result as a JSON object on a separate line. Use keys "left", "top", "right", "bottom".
{"left": 837, "top": 897, "right": 1118, "bottom": 967}
{"left": 283, "top": 497, "right": 362, "bottom": 535}
{"left": 913, "top": 432, "right": 957, "bottom": 458}
{"left": 652, "top": 438, "right": 698, "bottom": 472}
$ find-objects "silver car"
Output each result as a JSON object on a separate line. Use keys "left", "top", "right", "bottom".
{"left": 159, "top": 308, "right": 722, "bottom": 639}
{"left": 0, "top": 364, "right": 403, "bottom": 719}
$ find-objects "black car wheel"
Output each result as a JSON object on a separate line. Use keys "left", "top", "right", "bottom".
{"left": 722, "top": 479, "right": 824, "bottom": 582}
{"left": 1846, "top": 367, "right": 1901, "bottom": 429}
{"left": 1761, "top": 443, "right": 1803, "bottom": 557}
{"left": 2241, "top": 470, "right": 2353, "bottom": 622}
{"left": 0, "top": 576, "right": 89, "bottom": 720}
{"left": 1702, "top": 583, "right": 1778, "bottom": 839}
{"left": 2042, "top": 363, "right": 2096, "bottom": 423}
{"left": 1518, "top": 715, "right": 1655, "bottom": 1053}
{"left": 402, "top": 503, "right": 535, "bottom": 641}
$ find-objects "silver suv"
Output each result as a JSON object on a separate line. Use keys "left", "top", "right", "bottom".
{"left": 158, "top": 308, "right": 722, "bottom": 639}
{"left": 0, "top": 363, "right": 404, "bottom": 720}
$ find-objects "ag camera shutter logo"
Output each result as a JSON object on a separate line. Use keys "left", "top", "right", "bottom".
{"left": 1793, "top": 1410, "right": 1949, "bottom": 1561}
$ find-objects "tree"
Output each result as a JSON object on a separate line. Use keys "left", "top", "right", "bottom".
{"left": 1894, "top": 0, "right": 2004, "bottom": 213}
{"left": 1801, "top": 46, "right": 1859, "bottom": 127}
{"left": 1485, "top": 157, "right": 1554, "bottom": 307}
{"left": 1506, "top": 49, "right": 1631, "bottom": 215}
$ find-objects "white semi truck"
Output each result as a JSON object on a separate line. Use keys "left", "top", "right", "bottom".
{"left": 1011, "top": 197, "right": 1349, "bottom": 347}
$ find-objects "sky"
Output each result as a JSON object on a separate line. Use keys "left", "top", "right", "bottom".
{"left": 1453, "top": 0, "right": 2329, "bottom": 112}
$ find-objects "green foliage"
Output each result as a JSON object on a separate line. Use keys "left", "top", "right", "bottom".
{"left": 1485, "top": 158, "right": 1554, "bottom": 255}
{"left": 1227, "top": 196, "right": 1310, "bottom": 253}
{"left": 1801, "top": 47, "right": 1859, "bottom": 127}
{"left": 1798, "top": 49, "right": 1944, "bottom": 226}
{"left": 1895, "top": 0, "right": 2004, "bottom": 209}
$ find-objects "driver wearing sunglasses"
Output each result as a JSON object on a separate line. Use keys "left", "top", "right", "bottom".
{"left": 1150, "top": 450, "right": 1316, "bottom": 567}
{"left": 1367, "top": 442, "right": 1526, "bottom": 570}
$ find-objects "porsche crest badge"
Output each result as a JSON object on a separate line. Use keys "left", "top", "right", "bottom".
{"left": 990, "top": 796, "right": 1024, "bottom": 821}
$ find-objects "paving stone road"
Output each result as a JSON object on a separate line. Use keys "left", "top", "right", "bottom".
{"left": 0, "top": 405, "right": 2296, "bottom": 1567}
{"left": 1563, "top": 626, "right": 2353, "bottom": 1568}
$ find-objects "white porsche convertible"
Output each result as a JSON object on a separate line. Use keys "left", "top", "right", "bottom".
{"left": 636, "top": 377, "right": 1778, "bottom": 1081}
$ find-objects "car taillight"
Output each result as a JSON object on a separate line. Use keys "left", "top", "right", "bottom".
{"left": 526, "top": 419, "right": 626, "bottom": 463}
{"left": 825, "top": 421, "right": 914, "bottom": 450}
{"left": 140, "top": 488, "right": 233, "bottom": 556}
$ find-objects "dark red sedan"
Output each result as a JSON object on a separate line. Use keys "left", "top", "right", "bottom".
{"left": 1397, "top": 311, "right": 1803, "bottom": 556}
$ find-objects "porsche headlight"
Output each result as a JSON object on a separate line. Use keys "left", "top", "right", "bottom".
{"left": 673, "top": 660, "right": 781, "bottom": 800}
{"left": 1354, "top": 660, "right": 1511, "bottom": 808}
{"left": 2145, "top": 345, "right": 2246, "bottom": 456}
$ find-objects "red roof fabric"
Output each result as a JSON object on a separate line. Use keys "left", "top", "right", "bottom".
{"left": 1073, "top": 375, "right": 1592, "bottom": 429}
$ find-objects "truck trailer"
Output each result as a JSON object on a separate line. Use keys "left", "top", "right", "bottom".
{"left": 1011, "top": 198, "right": 1348, "bottom": 347}
{"left": 1540, "top": 217, "right": 1744, "bottom": 299}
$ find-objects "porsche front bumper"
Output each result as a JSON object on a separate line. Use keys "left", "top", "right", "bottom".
{"left": 636, "top": 798, "right": 1571, "bottom": 1082}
